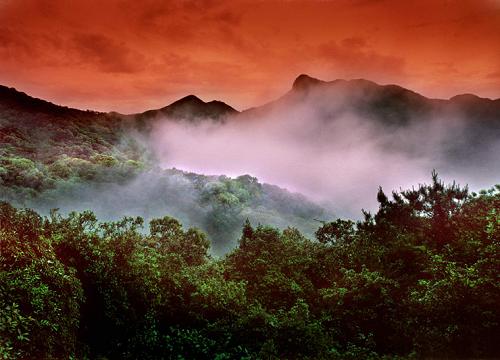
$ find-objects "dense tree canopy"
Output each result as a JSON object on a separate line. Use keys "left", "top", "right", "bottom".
{"left": 1, "top": 176, "right": 499, "bottom": 359}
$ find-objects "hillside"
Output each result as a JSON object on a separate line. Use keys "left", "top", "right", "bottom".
{"left": 0, "top": 85, "right": 325, "bottom": 253}
{"left": 1, "top": 77, "right": 499, "bottom": 252}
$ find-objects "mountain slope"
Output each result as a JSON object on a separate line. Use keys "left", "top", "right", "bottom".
{"left": 0, "top": 84, "right": 326, "bottom": 253}
{"left": 242, "top": 74, "right": 500, "bottom": 125}
{"left": 1, "top": 77, "right": 499, "bottom": 252}
{"left": 237, "top": 75, "right": 500, "bottom": 170}
{"left": 0, "top": 85, "right": 136, "bottom": 188}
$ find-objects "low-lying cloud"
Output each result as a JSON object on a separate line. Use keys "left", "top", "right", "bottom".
{"left": 151, "top": 96, "right": 498, "bottom": 218}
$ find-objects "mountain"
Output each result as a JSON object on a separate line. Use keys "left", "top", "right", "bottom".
{"left": 2, "top": 76, "right": 498, "bottom": 127}
{"left": 2, "top": 77, "right": 499, "bottom": 168}
{"left": 137, "top": 94, "right": 238, "bottom": 121}
{"left": 1, "top": 76, "right": 499, "bottom": 252}
{"left": 0, "top": 83, "right": 325, "bottom": 253}
{"left": 243, "top": 74, "right": 500, "bottom": 125}
{"left": 292, "top": 73, "right": 327, "bottom": 91}
{"left": 238, "top": 75, "right": 500, "bottom": 170}
{"left": 0, "top": 85, "right": 238, "bottom": 165}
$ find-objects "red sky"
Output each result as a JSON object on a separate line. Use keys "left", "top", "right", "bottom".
{"left": 0, "top": 0, "right": 499, "bottom": 113}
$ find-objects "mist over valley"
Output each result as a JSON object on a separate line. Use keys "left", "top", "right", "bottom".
{"left": 1, "top": 75, "right": 499, "bottom": 253}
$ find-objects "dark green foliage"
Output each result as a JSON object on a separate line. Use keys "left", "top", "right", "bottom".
{"left": 0, "top": 91, "right": 149, "bottom": 199}
{"left": 0, "top": 203, "right": 83, "bottom": 359}
{"left": 1, "top": 177, "right": 499, "bottom": 359}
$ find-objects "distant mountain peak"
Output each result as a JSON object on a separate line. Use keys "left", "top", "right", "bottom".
{"left": 170, "top": 94, "right": 205, "bottom": 106}
{"left": 137, "top": 94, "right": 238, "bottom": 121}
{"left": 449, "top": 93, "right": 488, "bottom": 102}
{"left": 292, "top": 74, "right": 325, "bottom": 91}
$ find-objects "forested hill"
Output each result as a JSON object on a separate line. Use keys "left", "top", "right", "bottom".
{"left": 1, "top": 78, "right": 500, "bottom": 252}
{"left": 0, "top": 85, "right": 129, "bottom": 165}
{"left": 0, "top": 84, "right": 237, "bottom": 165}
{"left": 0, "top": 85, "right": 325, "bottom": 253}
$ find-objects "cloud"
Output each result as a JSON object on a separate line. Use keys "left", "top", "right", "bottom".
{"left": 0, "top": 27, "right": 66, "bottom": 65}
{"left": 72, "top": 33, "right": 147, "bottom": 74}
{"left": 148, "top": 87, "right": 498, "bottom": 218}
{"left": 486, "top": 71, "right": 500, "bottom": 79}
{"left": 341, "top": 37, "right": 367, "bottom": 49}
{"left": 318, "top": 39, "right": 406, "bottom": 78}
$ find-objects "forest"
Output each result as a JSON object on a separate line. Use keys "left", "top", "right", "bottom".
{"left": 1, "top": 173, "right": 498, "bottom": 359}
{"left": 1, "top": 78, "right": 500, "bottom": 359}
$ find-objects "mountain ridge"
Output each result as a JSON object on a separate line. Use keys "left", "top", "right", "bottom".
{"left": 1, "top": 75, "right": 499, "bottom": 118}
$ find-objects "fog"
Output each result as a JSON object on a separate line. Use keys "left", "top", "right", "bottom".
{"left": 151, "top": 93, "right": 497, "bottom": 219}
{"left": 8, "top": 167, "right": 324, "bottom": 254}
{"left": 2, "top": 82, "right": 498, "bottom": 254}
